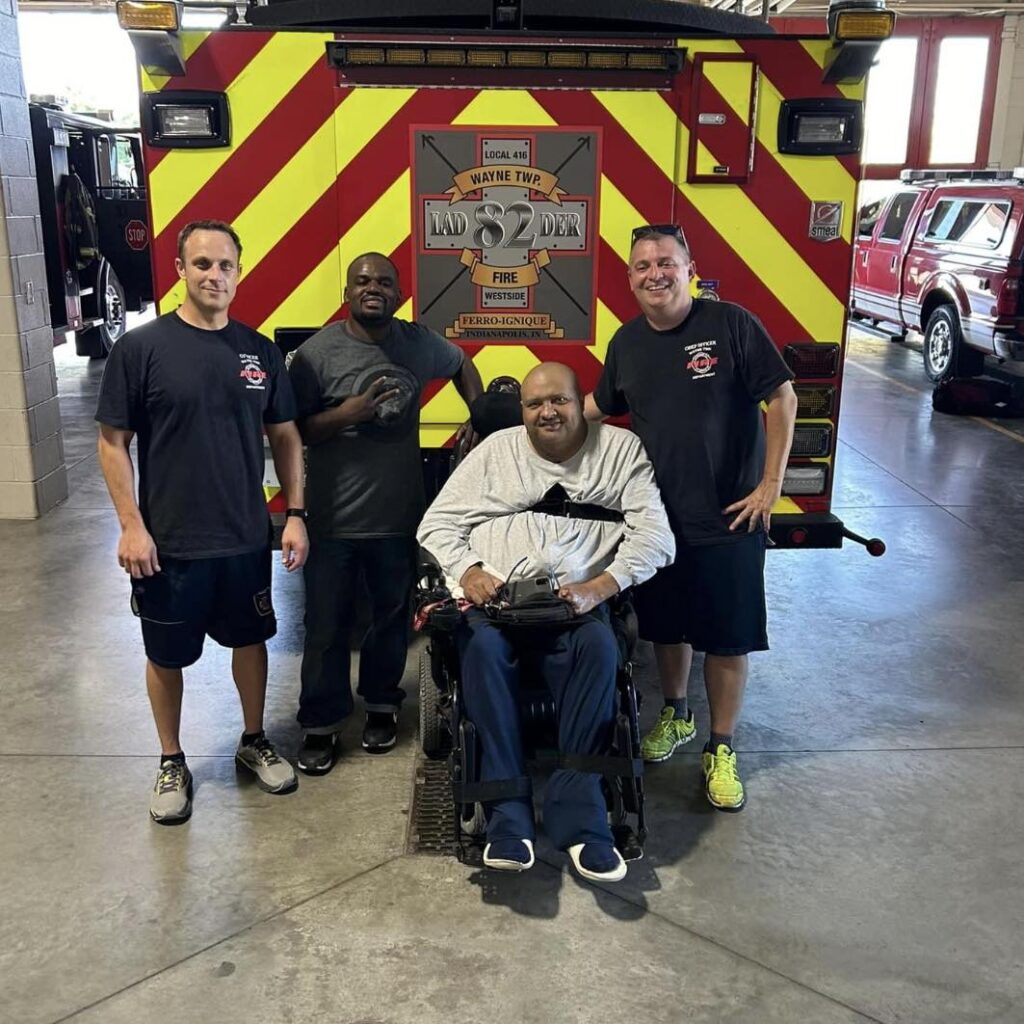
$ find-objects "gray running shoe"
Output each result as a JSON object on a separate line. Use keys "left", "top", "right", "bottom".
{"left": 235, "top": 734, "right": 298, "bottom": 794}
{"left": 150, "top": 758, "right": 193, "bottom": 825}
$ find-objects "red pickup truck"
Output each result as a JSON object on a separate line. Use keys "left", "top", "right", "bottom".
{"left": 850, "top": 171, "right": 1024, "bottom": 381}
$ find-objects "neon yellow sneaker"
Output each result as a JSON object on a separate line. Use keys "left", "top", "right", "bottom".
{"left": 701, "top": 744, "right": 745, "bottom": 812}
{"left": 640, "top": 706, "right": 696, "bottom": 763}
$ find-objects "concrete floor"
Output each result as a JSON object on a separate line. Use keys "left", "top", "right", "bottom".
{"left": 2, "top": 333, "right": 1023, "bottom": 1024}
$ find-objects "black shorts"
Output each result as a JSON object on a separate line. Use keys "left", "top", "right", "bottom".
{"left": 633, "top": 531, "right": 768, "bottom": 656}
{"left": 129, "top": 548, "right": 276, "bottom": 669}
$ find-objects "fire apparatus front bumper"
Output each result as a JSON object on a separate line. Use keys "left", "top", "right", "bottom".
{"left": 769, "top": 513, "right": 885, "bottom": 556}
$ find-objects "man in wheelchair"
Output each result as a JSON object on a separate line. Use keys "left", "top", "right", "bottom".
{"left": 417, "top": 363, "right": 674, "bottom": 882}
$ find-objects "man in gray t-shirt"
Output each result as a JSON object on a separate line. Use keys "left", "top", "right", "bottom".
{"left": 288, "top": 252, "right": 482, "bottom": 772}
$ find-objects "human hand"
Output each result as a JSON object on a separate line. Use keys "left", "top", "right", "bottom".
{"left": 281, "top": 517, "right": 309, "bottom": 572}
{"left": 454, "top": 418, "right": 479, "bottom": 452}
{"left": 340, "top": 377, "right": 402, "bottom": 423}
{"left": 558, "top": 573, "right": 619, "bottom": 617}
{"left": 723, "top": 477, "right": 782, "bottom": 533}
{"left": 119, "top": 522, "right": 160, "bottom": 578}
{"left": 460, "top": 565, "right": 505, "bottom": 606}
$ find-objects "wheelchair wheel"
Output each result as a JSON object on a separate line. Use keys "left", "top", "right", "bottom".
{"left": 419, "top": 651, "right": 450, "bottom": 760}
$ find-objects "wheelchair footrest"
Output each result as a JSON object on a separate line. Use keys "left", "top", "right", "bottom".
{"left": 612, "top": 824, "right": 645, "bottom": 862}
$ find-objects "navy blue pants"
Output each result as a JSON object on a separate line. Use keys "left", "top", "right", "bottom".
{"left": 455, "top": 606, "right": 619, "bottom": 850}
{"left": 298, "top": 537, "right": 415, "bottom": 732}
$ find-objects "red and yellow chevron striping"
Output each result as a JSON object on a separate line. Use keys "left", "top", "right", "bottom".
{"left": 143, "top": 30, "right": 864, "bottom": 517}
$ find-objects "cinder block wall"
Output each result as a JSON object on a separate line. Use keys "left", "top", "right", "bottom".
{"left": 0, "top": 0, "right": 67, "bottom": 518}
{"left": 990, "top": 16, "right": 1024, "bottom": 169}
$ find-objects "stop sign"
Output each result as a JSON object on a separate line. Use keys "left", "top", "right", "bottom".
{"left": 125, "top": 219, "right": 149, "bottom": 251}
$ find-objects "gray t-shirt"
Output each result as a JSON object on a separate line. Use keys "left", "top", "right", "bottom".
{"left": 288, "top": 319, "right": 464, "bottom": 539}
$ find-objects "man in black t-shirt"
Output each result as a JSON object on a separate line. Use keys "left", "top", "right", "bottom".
{"left": 96, "top": 220, "right": 309, "bottom": 825}
{"left": 287, "top": 252, "right": 482, "bottom": 774}
{"left": 586, "top": 229, "right": 797, "bottom": 812}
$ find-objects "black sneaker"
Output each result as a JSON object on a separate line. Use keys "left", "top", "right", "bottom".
{"left": 362, "top": 711, "right": 398, "bottom": 754}
{"left": 297, "top": 732, "right": 339, "bottom": 776}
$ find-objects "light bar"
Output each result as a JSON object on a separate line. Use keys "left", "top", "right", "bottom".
{"left": 782, "top": 465, "right": 828, "bottom": 496}
{"left": 900, "top": 168, "right": 1024, "bottom": 183}
{"left": 834, "top": 9, "right": 895, "bottom": 40}
{"left": 548, "top": 50, "right": 587, "bottom": 69}
{"left": 327, "top": 43, "right": 681, "bottom": 76}
{"left": 791, "top": 425, "right": 833, "bottom": 458}
{"left": 116, "top": 0, "right": 179, "bottom": 31}
{"left": 784, "top": 343, "right": 841, "bottom": 379}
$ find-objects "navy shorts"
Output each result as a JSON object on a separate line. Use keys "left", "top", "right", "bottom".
{"left": 129, "top": 548, "right": 276, "bottom": 669}
{"left": 633, "top": 531, "right": 768, "bottom": 656}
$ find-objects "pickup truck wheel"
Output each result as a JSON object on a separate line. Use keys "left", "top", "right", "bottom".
{"left": 923, "top": 305, "right": 983, "bottom": 382}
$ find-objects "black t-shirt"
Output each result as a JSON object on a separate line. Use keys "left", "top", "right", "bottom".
{"left": 594, "top": 300, "right": 793, "bottom": 546}
{"left": 95, "top": 312, "right": 296, "bottom": 559}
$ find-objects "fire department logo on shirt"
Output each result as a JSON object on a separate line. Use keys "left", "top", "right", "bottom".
{"left": 238, "top": 353, "right": 268, "bottom": 390}
{"left": 685, "top": 339, "right": 719, "bottom": 380}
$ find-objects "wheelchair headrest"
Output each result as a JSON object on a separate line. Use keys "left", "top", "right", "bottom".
{"left": 470, "top": 376, "right": 523, "bottom": 437}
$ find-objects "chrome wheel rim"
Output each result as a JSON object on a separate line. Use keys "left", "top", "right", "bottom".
{"left": 927, "top": 320, "right": 952, "bottom": 374}
{"left": 105, "top": 280, "right": 125, "bottom": 340}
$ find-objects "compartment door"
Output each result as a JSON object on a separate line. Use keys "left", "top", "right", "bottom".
{"left": 687, "top": 54, "right": 757, "bottom": 185}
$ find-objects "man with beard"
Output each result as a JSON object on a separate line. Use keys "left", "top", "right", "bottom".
{"left": 418, "top": 363, "right": 674, "bottom": 881}
{"left": 288, "top": 252, "right": 483, "bottom": 773}
{"left": 585, "top": 227, "right": 797, "bottom": 813}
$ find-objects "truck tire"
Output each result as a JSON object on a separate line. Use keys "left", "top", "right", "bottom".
{"left": 76, "top": 261, "right": 126, "bottom": 358}
{"left": 923, "top": 305, "right": 984, "bottom": 382}
{"left": 419, "top": 651, "right": 449, "bottom": 760}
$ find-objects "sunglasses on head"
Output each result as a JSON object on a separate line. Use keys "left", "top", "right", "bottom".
{"left": 631, "top": 224, "right": 689, "bottom": 250}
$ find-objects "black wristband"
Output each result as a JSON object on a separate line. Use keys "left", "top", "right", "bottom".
{"left": 285, "top": 508, "right": 308, "bottom": 521}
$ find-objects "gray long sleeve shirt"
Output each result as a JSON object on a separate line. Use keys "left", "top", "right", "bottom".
{"left": 417, "top": 423, "right": 675, "bottom": 594}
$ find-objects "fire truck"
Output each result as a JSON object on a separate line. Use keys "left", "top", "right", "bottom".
{"left": 117, "top": 0, "right": 892, "bottom": 553}
{"left": 30, "top": 101, "right": 153, "bottom": 356}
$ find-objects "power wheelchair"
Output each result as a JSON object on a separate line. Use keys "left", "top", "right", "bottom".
{"left": 414, "top": 374, "right": 649, "bottom": 863}
{"left": 415, "top": 559, "right": 648, "bottom": 865}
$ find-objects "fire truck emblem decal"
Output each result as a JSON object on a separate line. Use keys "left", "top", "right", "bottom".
{"left": 413, "top": 128, "right": 600, "bottom": 344}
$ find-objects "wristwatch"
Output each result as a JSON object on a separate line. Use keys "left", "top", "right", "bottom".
{"left": 285, "top": 508, "right": 308, "bottom": 521}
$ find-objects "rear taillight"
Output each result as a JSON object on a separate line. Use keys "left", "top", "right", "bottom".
{"left": 783, "top": 343, "right": 840, "bottom": 378}
{"left": 995, "top": 277, "right": 1021, "bottom": 317}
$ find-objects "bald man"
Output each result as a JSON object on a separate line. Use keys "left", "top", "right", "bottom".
{"left": 288, "top": 252, "right": 483, "bottom": 772}
{"left": 418, "top": 363, "right": 674, "bottom": 883}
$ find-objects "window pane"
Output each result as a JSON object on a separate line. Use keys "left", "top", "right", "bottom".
{"left": 929, "top": 37, "right": 988, "bottom": 164}
{"left": 863, "top": 38, "right": 918, "bottom": 165}
{"left": 924, "top": 199, "right": 959, "bottom": 240}
{"left": 879, "top": 192, "right": 918, "bottom": 240}
{"left": 957, "top": 202, "right": 1009, "bottom": 247}
{"left": 857, "top": 199, "right": 885, "bottom": 237}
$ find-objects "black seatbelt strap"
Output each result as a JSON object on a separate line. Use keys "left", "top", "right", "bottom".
{"left": 525, "top": 483, "right": 624, "bottom": 524}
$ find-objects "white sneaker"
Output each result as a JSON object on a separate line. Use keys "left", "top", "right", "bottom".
{"left": 567, "top": 843, "right": 627, "bottom": 882}
{"left": 482, "top": 839, "right": 535, "bottom": 872}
